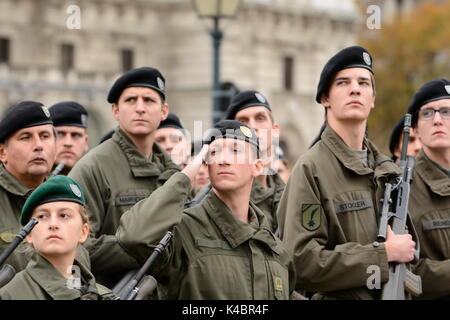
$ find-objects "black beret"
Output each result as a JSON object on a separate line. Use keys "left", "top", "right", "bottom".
{"left": 389, "top": 115, "right": 406, "bottom": 158}
{"left": 0, "top": 101, "right": 53, "bottom": 142}
{"left": 203, "top": 120, "right": 259, "bottom": 155}
{"left": 49, "top": 101, "right": 88, "bottom": 128}
{"left": 20, "top": 175, "right": 85, "bottom": 225}
{"left": 158, "top": 113, "right": 184, "bottom": 130}
{"left": 407, "top": 78, "right": 450, "bottom": 125}
{"left": 107, "top": 67, "right": 166, "bottom": 103}
{"left": 316, "top": 45, "right": 374, "bottom": 103}
{"left": 224, "top": 90, "right": 271, "bottom": 120}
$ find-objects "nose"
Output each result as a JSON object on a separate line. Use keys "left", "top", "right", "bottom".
{"left": 350, "top": 80, "right": 361, "bottom": 95}
{"left": 135, "top": 97, "right": 146, "bottom": 113}
{"left": 63, "top": 134, "right": 73, "bottom": 147}
{"left": 48, "top": 214, "right": 59, "bottom": 230}
{"left": 432, "top": 110, "right": 444, "bottom": 124}
{"left": 33, "top": 134, "right": 44, "bottom": 151}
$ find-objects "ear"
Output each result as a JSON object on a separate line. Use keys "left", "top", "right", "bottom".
{"left": 320, "top": 95, "right": 330, "bottom": 108}
{"left": 271, "top": 123, "right": 280, "bottom": 139}
{"left": 161, "top": 103, "right": 169, "bottom": 121}
{"left": 83, "top": 135, "right": 89, "bottom": 153}
{"left": 26, "top": 233, "right": 33, "bottom": 245}
{"left": 112, "top": 103, "right": 120, "bottom": 121}
{"left": 0, "top": 143, "right": 6, "bottom": 164}
{"left": 78, "top": 223, "right": 89, "bottom": 244}
{"left": 252, "top": 158, "right": 264, "bottom": 178}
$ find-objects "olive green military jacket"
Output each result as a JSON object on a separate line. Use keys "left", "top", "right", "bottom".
{"left": 0, "top": 164, "right": 34, "bottom": 271}
{"left": 0, "top": 253, "right": 114, "bottom": 300}
{"left": 69, "top": 128, "right": 180, "bottom": 285}
{"left": 409, "top": 150, "right": 450, "bottom": 300}
{"left": 277, "top": 125, "right": 402, "bottom": 299}
{"left": 251, "top": 173, "right": 285, "bottom": 233}
{"left": 116, "top": 172, "right": 296, "bottom": 300}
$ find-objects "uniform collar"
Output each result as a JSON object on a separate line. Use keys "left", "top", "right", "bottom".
{"left": 0, "top": 164, "right": 33, "bottom": 197}
{"left": 26, "top": 253, "right": 100, "bottom": 300}
{"left": 251, "top": 173, "right": 285, "bottom": 203}
{"left": 415, "top": 149, "right": 450, "bottom": 196}
{"left": 113, "top": 127, "right": 179, "bottom": 177}
{"left": 203, "top": 191, "right": 282, "bottom": 255}
{"left": 321, "top": 125, "right": 400, "bottom": 178}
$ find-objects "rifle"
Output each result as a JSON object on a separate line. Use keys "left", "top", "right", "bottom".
{"left": 184, "top": 184, "right": 212, "bottom": 208}
{"left": 49, "top": 163, "right": 65, "bottom": 178}
{"left": 0, "top": 218, "right": 38, "bottom": 288}
{"left": 113, "top": 231, "right": 173, "bottom": 300}
{"left": 377, "top": 114, "right": 421, "bottom": 299}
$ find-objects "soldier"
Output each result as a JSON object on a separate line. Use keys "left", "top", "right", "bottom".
{"left": 0, "top": 101, "right": 56, "bottom": 271}
{"left": 116, "top": 120, "right": 295, "bottom": 299}
{"left": 155, "top": 113, "right": 191, "bottom": 168}
{"left": 68, "top": 67, "right": 180, "bottom": 286}
{"left": 224, "top": 90, "right": 285, "bottom": 233}
{"left": 49, "top": 101, "right": 89, "bottom": 176}
{"left": 0, "top": 175, "right": 113, "bottom": 300}
{"left": 277, "top": 46, "right": 417, "bottom": 299}
{"left": 389, "top": 114, "right": 421, "bottom": 163}
{"left": 406, "top": 78, "right": 450, "bottom": 299}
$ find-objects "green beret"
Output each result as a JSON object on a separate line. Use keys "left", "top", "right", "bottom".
{"left": 20, "top": 175, "right": 85, "bottom": 225}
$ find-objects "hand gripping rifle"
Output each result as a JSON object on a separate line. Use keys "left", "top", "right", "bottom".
{"left": 113, "top": 231, "right": 173, "bottom": 300}
{"left": 377, "top": 114, "right": 421, "bottom": 299}
{"left": 0, "top": 218, "right": 38, "bottom": 288}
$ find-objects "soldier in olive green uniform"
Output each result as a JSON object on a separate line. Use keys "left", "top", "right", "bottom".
{"left": 69, "top": 67, "right": 180, "bottom": 286}
{"left": 116, "top": 120, "right": 295, "bottom": 299}
{"left": 224, "top": 91, "right": 285, "bottom": 233}
{"left": 406, "top": 78, "right": 450, "bottom": 299}
{"left": 277, "top": 46, "right": 417, "bottom": 299}
{"left": 0, "top": 175, "right": 113, "bottom": 300}
{"left": 0, "top": 101, "right": 56, "bottom": 272}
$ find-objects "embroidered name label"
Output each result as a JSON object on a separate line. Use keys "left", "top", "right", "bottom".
{"left": 422, "top": 219, "right": 450, "bottom": 231}
{"left": 335, "top": 198, "right": 373, "bottom": 214}
{"left": 115, "top": 195, "right": 147, "bottom": 206}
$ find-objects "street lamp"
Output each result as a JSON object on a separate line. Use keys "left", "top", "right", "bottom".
{"left": 192, "top": 0, "right": 241, "bottom": 125}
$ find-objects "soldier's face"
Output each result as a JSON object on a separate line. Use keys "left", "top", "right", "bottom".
{"left": 55, "top": 126, "right": 88, "bottom": 169}
{"left": 416, "top": 98, "right": 450, "bottom": 152}
{"left": 0, "top": 124, "right": 56, "bottom": 180}
{"left": 26, "top": 201, "right": 89, "bottom": 260}
{"left": 207, "top": 138, "right": 262, "bottom": 192}
{"left": 234, "top": 106, "right": 279, "bottom": 156}
{"left": 112, "top": 87, "right": 169, "bottom": 139}
{"left": 322, "top": 68, "right": 375, "bottom": 123}
{"left": 155, "top": 127, "right": 191, "bottom": 166}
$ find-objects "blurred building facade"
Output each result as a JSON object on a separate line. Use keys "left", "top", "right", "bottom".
{"left": 0, "top": 0, "right": 363, "bottom": 162}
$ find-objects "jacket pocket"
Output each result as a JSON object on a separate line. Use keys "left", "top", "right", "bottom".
{"left": 265, "top": 259, "right": 289, "bottom": 300}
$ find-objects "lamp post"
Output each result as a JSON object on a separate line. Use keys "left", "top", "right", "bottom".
{"left": 192, "top": 0, "right": 241, "bottom": 125}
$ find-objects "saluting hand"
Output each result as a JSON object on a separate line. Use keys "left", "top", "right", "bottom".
{"left": 181, "top": 144, "right": 209, "bottom": 186}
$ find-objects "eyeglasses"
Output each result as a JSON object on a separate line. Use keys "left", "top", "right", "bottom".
{"left": 418, "top": 107, "right": 450, "bottom": 121}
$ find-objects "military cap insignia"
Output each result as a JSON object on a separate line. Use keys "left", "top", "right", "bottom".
{"left": 363, "top": 52, "right": 371, "bottom": 66}
{"left": 445, "top": 85, "right": 450, "bottom": 95}
{"left": 70, "top": 184, "right": 82, "bottom": 198}
{"left": 81, "top": 114, "right": 88, "bottom": 127}
{"left": 254, "top": 92, "right": 267, "bottom": 104}
{"left": 240, "top": 126, "right": 253, "bottom": 138}
{"left": 157, "top": 77, "right": 165, "bottom": 91}
{"left": 301, "top": 204, "right": 321, "bottom": 231}
{"left": 41, "top": 106, "right": 51, "bottom": 118}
